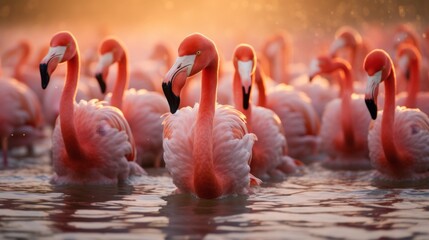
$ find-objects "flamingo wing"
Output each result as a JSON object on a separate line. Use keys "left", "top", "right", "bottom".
{"left": 212, "top": 104, "right": 257, "bottom": 195}
{"left": 74, "top": 99, "right": 136, "bottom": 162}
{"left": 250, "top": 106, "right": 286, "bottom": 178}
{"left": 162, "top": 105, "right": 197, "bottom": 193}
{"left": 394, "top": 108, "right": 429, "bottom": 173}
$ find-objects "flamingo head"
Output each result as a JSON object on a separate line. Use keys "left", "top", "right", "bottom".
{"left": 94, "top": 38, "right": 126, "bottom": 94}
{"left": 39, "top": 31, "right": 78, "bottom": 89}
{"left": 364, "top": 49, "right": 393, "bottom": 120}
{"left": 150, "top": 42, "right": 171, "bottom": 62}
{"left": 329, "top": 26, "right": 362, "bottom": 57}
{"left": 233, "top": 44, "right": 256, "bottom": 110}
{"left": 396, "top": 44, "right": 420, "bottom": 81}
{"left": 393, "top": 24, "right": 419, "bottom": 50}
{"left": 263, "top": 32, "right": 289, "bottom": 59}
{"left": 162, "top": 33, "right": 217, "bottom": 113}
{"left": 308, "top": 56, "right": 332, "bottom": 81}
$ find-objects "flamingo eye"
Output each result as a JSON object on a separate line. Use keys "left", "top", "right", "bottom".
{"left": 196, "top": 50, "right": 201, "bottom": 56}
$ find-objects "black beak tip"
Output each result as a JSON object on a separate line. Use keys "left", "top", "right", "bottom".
{"left": 365, "top": 98, "right": 378, "bottom": 120}
{"left": 405, "top": 69, "right": 411, "bottom": 81}
{"left": 242, "top": 86, "right": 251, "bottom": 110}
{"left": 162, "top": 82, "right": 180, "bottom": 114}
{"left": 95, "top": 73, "right": 107, "bottom": 94}
{"left": 39, "top": 63, "right": 50, "bottom": 89}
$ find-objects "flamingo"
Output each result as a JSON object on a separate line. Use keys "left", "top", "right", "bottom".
{"left": 309, "top": 56, "right": 371, "bottom": 170}
{"left": 39, "top": 31, "right": 145, "bottom": 185}
{"left": 94, "top": 38, "right": 169, "bottom": 167}
{"left": 0, "top": 75, "right": 44, "bottom": 167}
{"left": 364, "top": 49, "right": 429, "bottom": 184}
{"left": 2, "top": 40, "right": 45, "bottom": 102}
{"left": 396, "top": 44, "right": 429, "bottom": 115}
{"left": 161, "top": 33, "right": 259, "bottom": 199}
{"left": 232, "top": 44, "right": 303, "bottom": 180}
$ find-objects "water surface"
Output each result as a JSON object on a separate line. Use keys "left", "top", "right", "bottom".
{"left": 0, "top": 150, "right": 428, "bottom": 240}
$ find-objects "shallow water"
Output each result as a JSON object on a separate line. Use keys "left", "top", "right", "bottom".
{"left": 1, "top": 148, "right": 429, "bottom": 240}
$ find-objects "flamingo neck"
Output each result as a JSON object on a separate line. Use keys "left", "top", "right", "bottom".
{"left": 233, "top": 72, "right": 253, "bottom": 133}
{"left": 381, "top": 68, "right": 402, "bottom": 167}
{"left": 111, "top": 55, "right": 128, "bottom": 109}
{"left": 14, "top": 43, "right": 30, "bottom": 81}
{"left": 349, "top": 46, "right": 359, "bottom": 81}
{"left": 193, "top": 56, "right": 223, "bottom": 199}
{"left": 255, "top": 68, "right": 267, "bottom": 108}
{"left": 270, "top": 47, "right": 288, "bottom": 84}
{"left": 405, "top": 58, "right": 420, "bottom": 108}
{"left": 60, "top": 53, "right": 84, "bottom": 160}
{"left": 333, "top": 61, "right": 355, "bottom": 146}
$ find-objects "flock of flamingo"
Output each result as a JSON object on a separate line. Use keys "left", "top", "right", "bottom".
{"left": 1, "top": 23, "right": 429, "bottom": 199}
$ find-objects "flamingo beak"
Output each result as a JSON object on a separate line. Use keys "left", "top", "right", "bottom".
{"left": 242, "top": 86, "right": 251, "bottom": 110}
{"left": 398, "top": 55, "right": 411, "bottom": 81}
{"left": 364, "top": 70, "right": 382, "bottom": 120}
{"left": 39, "top": 46, "right": 66, "bottom": 89}
{"left": 329, "top": 38, "right": 345, "bottom": 57}
{"left": 162, "top": 55, "right": 196, "bottom": 113}
{"left": 308, "top": 59, "right": 321, "bottom": 82}
{"left": 39, "top": 63, "right": 50, "bottom": 89}
{"left": 95, "top": 73, "right": 107, "bottom": 94}
{"left": 94, "top": 52, "right": 114, "bottom": 94}
{"left": 238, "top": 60, "right": 253, "bottom": 110}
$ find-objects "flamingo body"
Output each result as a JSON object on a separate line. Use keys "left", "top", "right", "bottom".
{"left": 368, "top": 106, "right": 429, "bottom": 182}
{"left": 320, "top": 96, "right": 371, "bottom": 169}
{"left": 105, "top": 88, "right": 168, "bottom": 166}
{"left": 161, "top": 33, "right": 258, "bottom": 199}
{"left": 265, "top": 84, "right": 320, "bottom": 162}
{"left": 163, "top": 103, "right": 256, "bottom": 195}
{"left": 51, "top": 100, "right": 143, "bottom": 184}
{"left": 364, "top": 49, "right": 429, "bottom": 184}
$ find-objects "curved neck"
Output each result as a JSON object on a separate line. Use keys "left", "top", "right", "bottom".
{"left": 332, "top": 61, "right": 355, "bottom": 146}
{"left": 270, "top": 46, "right": 288, "bottom": 84}
{"left": 60, "top": 52, "right": 84, "bottom": 160}
{"left": 233, "top": 72, "right": 253, "bottom": 133}
{"left": 255, "top": 66, "right": 267, "bottom": 108}
{"left": 349, "top": 46, "right": 358, "bottom": 81}
{"left": 193, "top": 55, "right": 222, "bottom": 199}
{"left": 111, "top": 54, "right": 128, "bottom": 109}
{"left": 14, "top": 43, "right": 30, "bottom": 80}
{"left": 405, "top": 57, "right": 420, "bottom": 108}
{"left": 381, "top": 67, "right": 402, "bottom": 167}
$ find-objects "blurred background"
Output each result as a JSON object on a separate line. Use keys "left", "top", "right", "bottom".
{"left": 1, "top": 0, "right": 428, "bottom": 64}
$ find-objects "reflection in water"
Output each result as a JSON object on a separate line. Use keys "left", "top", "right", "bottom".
{"left": 49, "top": 185, "right": 134, "bottom": 233}
{"left": 160, "top": 194, "right": 251, "bottom": 239}
{"left": 0, "top": 163, "right": 429, "bottom": 239}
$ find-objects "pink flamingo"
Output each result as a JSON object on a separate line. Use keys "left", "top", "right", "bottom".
{"left": 2, "top": 40, "right": 45, "bottom": 102}
{"left": 396, "top": 44, "right": 429, "bottom": 115}
{"left": 39, "top": 31, "right": 145, "bottom": 184}
{"left": 0, "top": 75, "right": 44, "bottom": 167}
{"left": 310, "top": 56, "right": 372, "bottom": 170}
{"left": 94, "top": 38, "right": 169, "bottom": 167}
{"left": 232, "top": 44, "right": 303, "bottom": 180}
{"left": 161, "top": 33, "right": 259, "bottom": 199}
{"left": 364, "top": 49, "right": 429, "bottom": 184}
